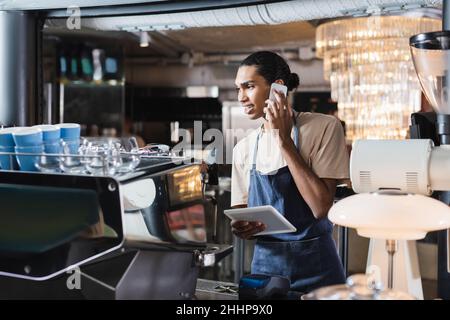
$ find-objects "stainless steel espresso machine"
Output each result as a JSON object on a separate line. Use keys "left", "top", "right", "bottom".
{"left": 0, "top": 156, "right": 232, "bottom": 299}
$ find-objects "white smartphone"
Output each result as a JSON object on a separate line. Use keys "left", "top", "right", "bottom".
{"left": 265, "top": 83, "right": 288, "bottom": 119}
{"left": 269, "top": 82, "right": 288, "bottom": 102}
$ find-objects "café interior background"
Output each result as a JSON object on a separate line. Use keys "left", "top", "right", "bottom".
{"left": 42, "top": 3, "right": 439, "bottom": 297}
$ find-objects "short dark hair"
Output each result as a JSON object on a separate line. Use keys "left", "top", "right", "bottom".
{"left": 240, "top": 51, "right": 300, "bottom": 91}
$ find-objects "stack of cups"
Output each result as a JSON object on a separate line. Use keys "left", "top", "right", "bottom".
{"left": 12, "top": 128, "right": 43, "bottom": 171}
{"left": 0, "top": 127, "right": 25, "bottom": 170}
{"left": 56, "top": 123, "right": 80, "bottom": 154}
{"left": 32, "top": 125, "right": 61, "bottom": 172}
{"left": 33, "top": 125, "right": 61, "bottom": 153}
{"left": 56, "top": 123, "right": 82, "bottom": 173}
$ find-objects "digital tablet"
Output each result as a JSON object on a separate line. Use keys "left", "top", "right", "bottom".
{"left": 224, "top": 205, "right": 297, "bottom": 236}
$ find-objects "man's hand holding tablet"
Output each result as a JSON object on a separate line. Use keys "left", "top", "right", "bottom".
{"left": 225, "top": 205, "right": 297, "bottom": 240}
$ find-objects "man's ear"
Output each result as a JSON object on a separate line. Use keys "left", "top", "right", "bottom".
{"left": 274, "top": 79, "right": 285, "bottom": 85}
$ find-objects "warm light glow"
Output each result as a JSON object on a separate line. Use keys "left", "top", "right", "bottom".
{"left": 316, "top": 16, "right": 440, "bottom": 141}
{"left": 168, "top": 166, "right": 203, "bottom": 205}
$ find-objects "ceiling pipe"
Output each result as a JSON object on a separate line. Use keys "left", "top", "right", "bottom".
{"left": 45, "top": 0, "right": 442, "bottom": 31}
{"left": 126, "top": 50, "right": 302, "bottom": 66}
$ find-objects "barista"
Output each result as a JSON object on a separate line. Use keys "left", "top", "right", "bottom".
{"left": 231, "top": 51, "right": 349, "bottom": 293}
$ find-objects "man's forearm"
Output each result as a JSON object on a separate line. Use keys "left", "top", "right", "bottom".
{"left": 280, "top": 139, "right": 333, "bottom": 219}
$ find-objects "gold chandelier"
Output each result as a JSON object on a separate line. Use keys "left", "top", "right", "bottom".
{"left": 316, "top": 16, "right": 440, "bottom": 141}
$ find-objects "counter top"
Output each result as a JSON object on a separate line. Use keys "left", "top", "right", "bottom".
{"left": 195, "top": 278, "right": 238, "bottom": 300}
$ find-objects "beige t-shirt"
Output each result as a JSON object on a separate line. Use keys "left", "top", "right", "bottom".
{"left": 231, "top": 112, "right": 350, "bottom": 207}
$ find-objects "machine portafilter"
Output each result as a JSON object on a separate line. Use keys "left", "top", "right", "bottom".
{"left": 200, "top": 148, "right": 219, "bottom": 243}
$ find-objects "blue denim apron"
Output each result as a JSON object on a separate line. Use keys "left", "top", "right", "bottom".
{"left": 248, "top": 122, "right": 345, "bottom": 293}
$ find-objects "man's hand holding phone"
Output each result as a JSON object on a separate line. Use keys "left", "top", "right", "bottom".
{"left": 264, "top": 82, "right": 294, "bottom": 146}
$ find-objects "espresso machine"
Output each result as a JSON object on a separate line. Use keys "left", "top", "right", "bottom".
{"left": 0, "top": 156, "right": 232, "bottom": 299}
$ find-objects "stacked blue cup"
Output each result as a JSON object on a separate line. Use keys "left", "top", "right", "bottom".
{"left": 12, "top": 127, "right": 44, "bottom": 172}
{"left": 0, "top": 127, "right": 25, "bottom": 170}
{"left": 32, "top": 125, "right": 61, "bottom": 172}
{"left": 32, "top": 124, "right": 61, "bottom": 153}
{"left": 56, "top": 123, "right": 80, "bottom": 154}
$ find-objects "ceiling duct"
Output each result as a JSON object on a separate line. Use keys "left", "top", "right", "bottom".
{"left": 45, "top": 0, "right": 442, "bottom": 31}
{"left": 0, "top": 1, "right": 139, "bottom": 10}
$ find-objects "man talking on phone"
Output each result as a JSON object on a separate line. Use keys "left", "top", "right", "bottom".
{"left": 231, "top": 51, "right": 349, "bottom": 293}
